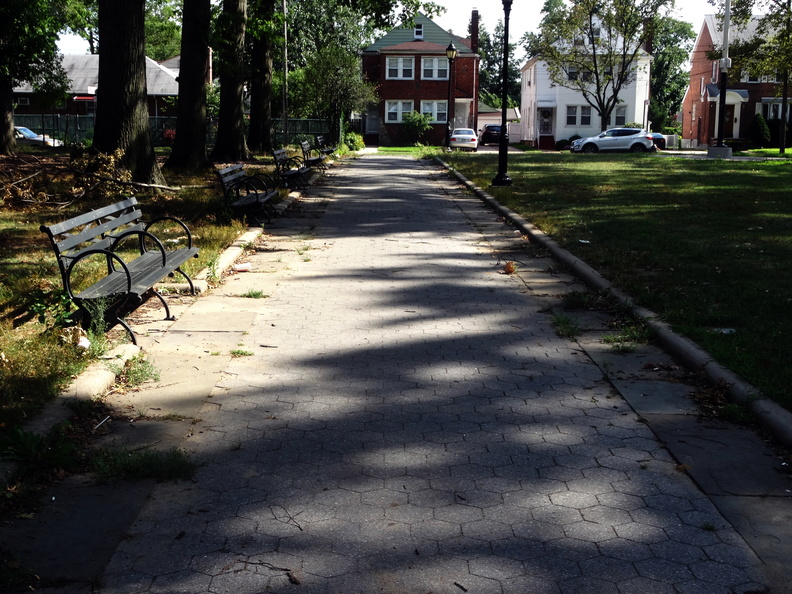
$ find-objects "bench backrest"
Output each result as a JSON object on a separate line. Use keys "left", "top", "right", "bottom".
{"left": 216, "top": 164, "right": 248, "bottom": 197}
{"left": 316, "top": 135, "right": 327, "bottom": 147}
{"left": 272, "top": 149, "right": 289, "bottom": 164}
{"left": 40, "top": 198, "right": 144, "bottom": 287}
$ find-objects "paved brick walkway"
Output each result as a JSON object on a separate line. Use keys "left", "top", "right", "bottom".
{"left": 101, "top": 155, "right": 768, "bottom": 593}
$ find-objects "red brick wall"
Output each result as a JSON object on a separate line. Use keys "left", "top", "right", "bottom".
{"left": 364, "top": 52, "right": 478, "bottom": 146}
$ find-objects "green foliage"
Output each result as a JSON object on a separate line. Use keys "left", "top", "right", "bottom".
{"left": 749, "top": 113, "right": 771, "bottom": 148}
{"left": 555, "top": 138, "right": 570, "bottom": 150}
{"left": 0, "top": 425, "right": 79, "bottom": 479}
{"left": 648, "top": 17, "right": 696, "bottom": 132}
{"left": 401, "top": 111, "right": 433, "bottom": 146}
{"left": 343, "top": 131, "right": 365, "bottom": 151}
{"left": 144, "top": 0, "right": 182, "bottom": 61}
{"left": 29, "top": 289, "right": 76, "bottom": 327}
{"left": 288, "top": 44, "right": 377, "bottom": 143}
{"left": 529, "top": 0, "right": 675, "bottom": 129}
{"left": 91, "top": 447, "right": 196, "bottom": 482}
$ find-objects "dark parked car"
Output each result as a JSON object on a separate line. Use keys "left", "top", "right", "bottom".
{"left": 478, "top": 124, "right": 502, "bottom": 146}
{"left": 650, "top": 133, "right": 666, "bottom": 150}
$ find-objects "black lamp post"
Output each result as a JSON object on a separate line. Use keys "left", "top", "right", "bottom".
{"left": 445, "top": 42, "right": 458, "bottom": 149}
{"left": 492, "top": 0, "right": 513, "bottom": 186}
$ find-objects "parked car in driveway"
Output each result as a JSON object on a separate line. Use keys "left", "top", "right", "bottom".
{"left": 14, "top": 126, "right": 63, "bottom": 147}
{"left": 478, "top": 124, "right": 501, "bottom": 146}
{"left": 650, "top": 133, "right": 666, "bottom": 150}
{"left": 570, "top": 128, "right": 655, "bottom": 153}
{"left": 449, "top": 128, "right": 478, "bottom": 151}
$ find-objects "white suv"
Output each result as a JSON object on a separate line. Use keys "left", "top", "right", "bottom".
{"left": 570, "top": 128, "right": 655, "bottom": 153}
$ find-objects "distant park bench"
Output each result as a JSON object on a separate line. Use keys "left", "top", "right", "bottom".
{"left": 40, "top": 197, "right": 199, "bottom": 345}
{"left": 300, "top": 140, "right": 327, "bottom": 170}
{"left": 272, "top": 149, "right": 309, "bottom": 189}
{"left": 315, "top": 135, "right": 337, "bottom": 156}
{"left": 216, "top": 163, "right": 279, "bottom": 225}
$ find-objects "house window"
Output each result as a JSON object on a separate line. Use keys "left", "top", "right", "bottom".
{"left": 415, "top": 23, "right": 424, "bottom": 39}
{"left": 581, "top": 106, "right": 592, "bottom": 126}
{"left": 568, "top": 66, "right": 578, "bottom": 81}
{"left": 566, "top": 106, "right": 577, "bottom": 125}
{"left": 422, "top": 57, "right": 449, "bottom": 80}
{"left": 387, "top": 57, "right": 414, "bottom": 80}
{"left": 421, "top": 100, "right": 448, "bottom": 123}
{"left": 386, "top": 100, "right": 414, "bottom": 123}
{"left": 18, "top": 97, "right": 29, "bottom": 106}
{"left": 608, "top": 105, "right": 627, "bottom": 126}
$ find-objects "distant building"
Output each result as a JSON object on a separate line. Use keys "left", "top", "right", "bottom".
{"left": 681, "top": 15, "right": 785, "bottom": 148}
{"left": 13, "top": 54, "right": 179, "bottom": 117}
{"left": 520, "top": 34, "right": 652, "bottom": 149}
{"left": 361, "top": 12, "right": 481, "bottom": 146}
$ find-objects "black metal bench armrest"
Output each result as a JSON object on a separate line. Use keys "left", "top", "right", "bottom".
{"left": 109, "top": 229, "right": 168, "bottom": 267}
{"left": 65, "top": 248, "right": 132, "bottom": 300}
{"left": 145, "top": 216, "right": 195, "bottom": 249}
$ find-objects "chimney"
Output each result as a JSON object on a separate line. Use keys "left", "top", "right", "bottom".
{"left": 471, "top": 9, "right": 480, "bottom": 53}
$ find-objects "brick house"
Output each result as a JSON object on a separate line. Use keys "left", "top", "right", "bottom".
{"left": 361, "top": 12, "right": 480, "bottom": 146}
{"left": 681, "top": 15, "right": 783, "bottom": 148}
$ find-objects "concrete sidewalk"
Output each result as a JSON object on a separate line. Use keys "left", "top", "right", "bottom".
{"left": 4, "top": 154, "right": 788, "bottom": 593}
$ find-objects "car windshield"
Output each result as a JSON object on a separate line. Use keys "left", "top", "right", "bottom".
{"left": 487, "top": 126, "right": 501, "bottom": 131}
{"left": 16, "top": 127, "right": 37, "bottom": 139}
{"left": 453, "top": 129, "right": 474, "bottom": 135}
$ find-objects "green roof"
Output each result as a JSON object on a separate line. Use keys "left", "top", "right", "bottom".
{"left": 363, "top": 13, "right": 474, "bottom": 54}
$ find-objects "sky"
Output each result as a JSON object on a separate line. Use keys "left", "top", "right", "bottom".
{"left": 431, "top": 0, "right": 712, "bottom": 47}
{"left": 57, "top": 0, "right": 713, "bottom": 55}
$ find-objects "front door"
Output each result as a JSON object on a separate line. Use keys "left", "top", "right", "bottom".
{"left": 724, "top": 105, "right": 735, "bottom": 137}
{"left": 539, "top": 108, "right": 553, "bottom": 135}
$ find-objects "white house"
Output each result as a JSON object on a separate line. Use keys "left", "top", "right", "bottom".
{"left": 520, "top": 52, "right": 652, "bottom": 149}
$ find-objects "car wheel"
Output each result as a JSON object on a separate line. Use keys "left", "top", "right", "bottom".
{"left": 630, "top": 143, "right": 646, "bottom": 153}
{"left": 582, "top": 144, "right": 598, "bottom": 153}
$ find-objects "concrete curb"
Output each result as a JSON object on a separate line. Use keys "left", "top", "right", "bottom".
{"left": 437, "top": 157, "right": 792, "bottom": 451}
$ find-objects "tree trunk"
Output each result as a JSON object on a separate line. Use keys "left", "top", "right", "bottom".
{"left": 164, "top": 0, "right": 212, "bottom": 173}
{"left": 781, "top": 71, "right": 789, "bottom": 155}
{"left": 95, "top": 0, "right": 165, "bottom": 185}
{"left": 210, "top": 0, "right": 251, "bottom": 162}
{"left": 247, "top": 0, "right": 276, "bottom": 153}
{"left": 0, "top": 76, "right": 15, "bottom": 155}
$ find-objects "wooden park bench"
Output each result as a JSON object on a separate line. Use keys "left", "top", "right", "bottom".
{"left": 216, "top": 163, "right": 279, "bottom": 225}
{"left": 300, "top": 140, "right": 327, "bottom": 171}
{"left": 315, "top": 135, "right": 337, "bottom": 156}
{"left": 40, "top": 197, "right": 199, "bottom": 345}
{"left": 272, "top": 148, "right": 309, "bottom": 189}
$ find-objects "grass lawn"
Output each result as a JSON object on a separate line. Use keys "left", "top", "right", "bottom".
{"left": 442, "top": 150, "right": 792, "bottom": 410}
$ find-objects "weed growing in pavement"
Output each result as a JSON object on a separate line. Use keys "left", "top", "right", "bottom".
{"left": 241, "top": 290, "right": 268, "bottom": 299}
{"left": 118, "top": 356, "right": 160, "bottom": 388}
{"left": 552, "top": 314, "right": 581, "bottom": 339}
{"left": 230, "top": 349, "right": 253, "bottom": 357}
{"left": 91, "top": 447, "right": 196, "bottom": 483}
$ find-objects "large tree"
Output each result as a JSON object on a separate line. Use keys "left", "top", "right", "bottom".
{"left": 210, "top": 0, "right": 250, "bottom": 162}
{"left": 528, "top": 0, "right": 674, "bottom": 130}
{"left": 164, "top": 0, "right": 212, "bottom": 173}
{"left": 648, "top": 16, "right": 696, "bottom": 132}
{"left": 94, "top": 0, "right": 165, "bottom": 184}
{"left": 246, "top": 0, "right": 278, "bottom": 153}
{"left": 0, "top": 0, "right": 67, "bottom": 155}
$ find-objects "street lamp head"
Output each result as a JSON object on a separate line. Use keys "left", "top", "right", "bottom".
{"left": 502, "top": 0, "right": 513, "bottom": 10}
{"left": 446, "top": 42, "right": 458, "bottom": 61}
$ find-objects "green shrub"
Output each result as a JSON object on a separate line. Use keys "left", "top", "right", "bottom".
{"left": 402, "top": 111, "right": 433, "bottom": 145}
{"left": 555, "top": 139, "right": 570, "bottom": 150}
{"left": 749, "top": 113, "right": 771, "bottom": 148}
{"left": 343, "top": 132, "right": 365, "bottom": 151}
